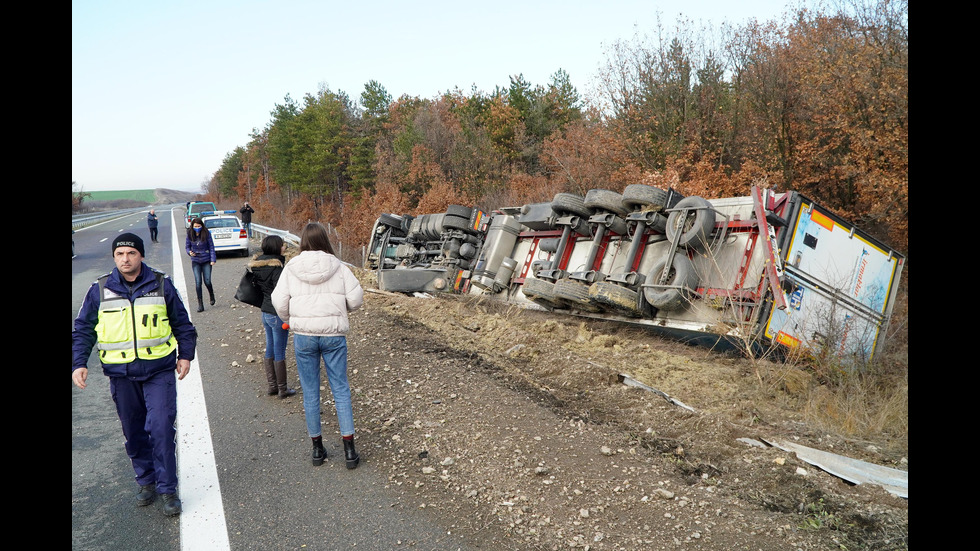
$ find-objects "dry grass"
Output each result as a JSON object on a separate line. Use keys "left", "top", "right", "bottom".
{"left": 360, "top": 264, "right": 909, "bottom": 460}
{"left": 802, "top": 291, "right": 909, "bottom": 455}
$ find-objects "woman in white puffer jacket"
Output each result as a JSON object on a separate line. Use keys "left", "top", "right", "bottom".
{"left": 272, "top": 222, "right": 364, "bottom": 469}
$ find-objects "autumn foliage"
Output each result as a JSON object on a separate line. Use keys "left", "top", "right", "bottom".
{"left": 213, "top": 1, "right": 908, "bottom": 263}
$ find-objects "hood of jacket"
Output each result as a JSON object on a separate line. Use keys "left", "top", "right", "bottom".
{"left": 248, "top": 255, "right": 284, "bottom": 270}
{"left": 285, "top": 250, "right": 342, "bottom": 285}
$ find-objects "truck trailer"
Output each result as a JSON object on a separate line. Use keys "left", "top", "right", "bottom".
{"left": 366, "top": 185, "right": 905, "bottom": 364}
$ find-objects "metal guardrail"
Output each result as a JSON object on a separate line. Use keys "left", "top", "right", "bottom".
{"left": 72, "top": 204, "right": 186, "bottom": 231}
{"left": 72, "top": 208, "right": 149, "bottom": 230}
{"left": 250, "top": 224, "right": 300, "bottom": 247}
{"left": 249, "top": 222, "right": 361, "bottom": 267}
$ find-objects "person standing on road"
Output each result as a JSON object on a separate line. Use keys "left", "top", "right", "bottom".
{"left": 147, "top": 209, "right": 159, "bottom": 243}
{"left": 240, "top": 202, "right": 255, "bottom": 238}
{"left": 248, "top": 235, "right": 296, "bottom": 399}
{"left": 272, "top": 222, "right": 364, "bottom": 469}
{"left": 185, "top": 217, "right": 216, "bottom": 312}
{"left": 72, "top": 233, "right": 197, "bottom": 517}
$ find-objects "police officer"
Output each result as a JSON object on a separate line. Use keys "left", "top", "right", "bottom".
{"left": 72, "top": 233, "right": 198, "bottom": 517}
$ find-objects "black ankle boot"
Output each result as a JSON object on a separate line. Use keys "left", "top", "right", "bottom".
{"left": 343, "top": 437, "right": 360, "bottom": 470}
{"left": 312, "top": 439, "right": 327, "bottom": 466}
{"left": 207, "top": 285, "right": 216, "bottom": 306}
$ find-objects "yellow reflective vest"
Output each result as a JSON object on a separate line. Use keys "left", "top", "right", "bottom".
{"left": 94, "top": 273, "right": 177, "bottom": 364}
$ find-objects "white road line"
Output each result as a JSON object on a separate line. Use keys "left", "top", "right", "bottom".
{"left": 170, "top": 209, "right": 231, "bottom": 551}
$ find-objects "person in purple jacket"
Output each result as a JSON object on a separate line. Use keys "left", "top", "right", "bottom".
{"left": 185, "top": 217, "right": 217, "bottom": 312}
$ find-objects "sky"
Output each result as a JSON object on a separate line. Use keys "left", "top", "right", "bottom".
{"left": 72, "top": 0, "right": 796, "bottom": 192}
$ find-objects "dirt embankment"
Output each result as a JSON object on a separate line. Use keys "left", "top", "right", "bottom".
{"left": 348, "top": 271, "right": 908, "bottom": 551}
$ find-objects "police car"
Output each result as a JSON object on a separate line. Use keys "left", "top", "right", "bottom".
{"left": 201, "top": 210, "right": 249, "bottom": 257}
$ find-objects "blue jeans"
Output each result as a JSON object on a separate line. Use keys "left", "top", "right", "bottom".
{"left": 191, "top": 261, "right": 212, "bottom": 293}
{"left": 294, "top": 335, "right": 354, "bottom": 438}
{"left": 262, "top": 312, "right": 288, "bottom": 361}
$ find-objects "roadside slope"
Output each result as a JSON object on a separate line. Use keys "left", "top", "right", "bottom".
{"left": 345, "top": 283, "right": 908, "bottom": 550}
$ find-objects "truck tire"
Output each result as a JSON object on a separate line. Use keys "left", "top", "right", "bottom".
{"left": 589, "top": 281, "right": 642, "bottom": 317}
{"left": 445, "top": 205, "right": 472, "bottom": 219}
{"left": 643, "top": 253, "right": 699, "bottom": 312}
{"left": 522, "top": 277, "right": 559, "bottom": 309}
{"left": 553, "top": 278, "right": 603, "bottom": 312}
{"left": 584, "top": 189, "right": 629, "bottom": 216}
{"left": 443, "top": 214, "right": 472, "bottom": 233}
{"left": 552, "top": 193, "right": 592, "bottom": 218}
{"left": 666, "top": 196, "right": 715, "bottom": 252}
{"left": 622, "top": 184, "right": 668, "bottom": 212}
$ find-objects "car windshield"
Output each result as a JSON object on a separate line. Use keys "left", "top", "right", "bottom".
{"left": 189, "top": 203, "right": 217, "bottom": 214}
{"left": 204, "top": 218, "right": 239, "bottom": 229}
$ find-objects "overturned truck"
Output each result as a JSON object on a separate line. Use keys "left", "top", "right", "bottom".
{"left": 366, "top": 185, "right": 905, "bottom": 364}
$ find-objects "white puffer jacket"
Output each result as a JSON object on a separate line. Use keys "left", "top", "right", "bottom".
{"left": 271, "top": 250, "right": 363, "bottom": 336}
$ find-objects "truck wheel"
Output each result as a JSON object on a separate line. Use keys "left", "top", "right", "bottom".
{"left": 622, "top": 184, "right": 668, "bottom": 212}
{"left": 443, "top": 214, "right": 472, "bottom": 233}
{"left": 522, "top": 277, "right": 559, "bottom": 309}
{"left": 445, "top": 205, "right": 472, "bottom": 219}
{"left": 553, "top": 278, "right": 603, "bottom": 312}
{"left": 589, "top": 281, "right": 642, "bottom": 317}
{"left": 584, "top": 189, "right": 629, "bottom": 216}
{"left": 643, "top": 253, "right": 699, "bottom": 312}
{"left": 666, "top": 196, "right": 715, "bottom": 252}
{"left": 552, "top": 193, "right": 592, "bottom": 218}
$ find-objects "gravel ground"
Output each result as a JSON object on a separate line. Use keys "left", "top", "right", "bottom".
{"left": 329, "top": 270, "right": 908, "bottom": 551}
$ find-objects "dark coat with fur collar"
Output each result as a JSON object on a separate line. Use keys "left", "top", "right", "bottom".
{"left": 248, "top": 254, "right": 285, "bottom": 315}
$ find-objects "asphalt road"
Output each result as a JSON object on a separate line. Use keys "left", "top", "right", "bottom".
{"left": 72, "top": 210, "right": 474, "bottom": 551}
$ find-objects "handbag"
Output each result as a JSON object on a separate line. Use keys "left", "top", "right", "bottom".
{"left": 234, "top": 269, "right": 263, "bottom": 307}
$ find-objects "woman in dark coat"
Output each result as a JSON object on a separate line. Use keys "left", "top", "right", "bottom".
{"left": 248, "top": 235, "right": 296, "bottom": 398}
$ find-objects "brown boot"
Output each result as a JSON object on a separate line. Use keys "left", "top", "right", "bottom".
{"left": 274, "top": 360, "right": 296, "bottom": 398}
{"left": 264, "top": 358, "right": 277, "bottom": 396}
